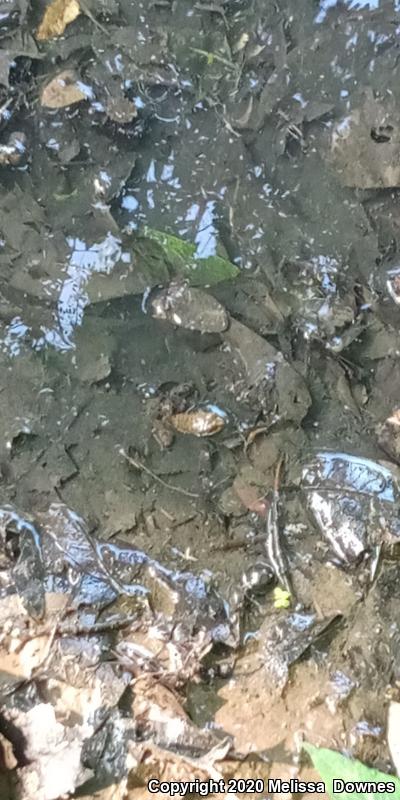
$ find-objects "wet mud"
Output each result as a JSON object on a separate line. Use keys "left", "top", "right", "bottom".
{"left": 2, "top": 0, "right": 400, "bottom": 798}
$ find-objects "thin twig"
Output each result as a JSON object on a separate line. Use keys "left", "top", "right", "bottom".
{"left": 119, "top": 449, "right": 200, "bottom": 499}
{"left": 265, "top": 455, "right": 292, "bottom": 594}
{"left": 210, "top": 533, "right": 266, "bottom": 552}
{"left": 189, "top": 47, "right": 237, "bottom": 71}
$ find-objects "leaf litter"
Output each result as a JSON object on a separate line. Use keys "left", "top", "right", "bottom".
{"left": 36, "top": 0, "right": 80, "bottom": 41}
{"left": 5, "top": 0, "right": 400, "bottom": 797}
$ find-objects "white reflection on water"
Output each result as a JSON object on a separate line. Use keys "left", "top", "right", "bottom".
{"left": 57, "top": 233, "right": 128, "bottom": 346}
{"left": 316, "top": 0, "right": 380, "bottom": 23}
{"left": 2, "top": 233, "right": 129, "bottom": 355}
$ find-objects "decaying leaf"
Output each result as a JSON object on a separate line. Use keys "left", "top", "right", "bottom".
{"left": 41, "top": 69, "right": 87, "bottom": 109}
{"left": 233, "top": 476, "right": 268, "bottom": 517}
{"left": 142, "top": 227, "right": 240, "bottom": 286}
{"left": 36, "top": 0, "right": 80, "bottom": 41}
{"left": 106, "top": 96, "right": 137, "bottom": 124}
{"left": 0, "top": 131, "right": 27, "bottom": 167}
{"left": 377, "top": 408, "right": 400, "bottom": 463}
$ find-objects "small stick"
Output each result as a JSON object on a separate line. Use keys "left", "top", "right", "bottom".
{"left": 210, "top": 533, "right": 266, "bottom": 552}
{"left": 265, "top": 455, "right": 292, "bottom": 594}
{"left": 119, "top": 448, "right": 200, "bottom": 499}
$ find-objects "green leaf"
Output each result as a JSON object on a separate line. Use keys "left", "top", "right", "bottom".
{"left": 303, "top": 743, "right": 400, "bottom": 800}
{"left": 141, "top": 227, "right": 239, "bottom": 286}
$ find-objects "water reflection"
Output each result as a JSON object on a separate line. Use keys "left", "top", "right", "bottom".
{"left": 0, "top": 0, "right": 399, "bottom": 356}
{"left": 316, "top": 0, "right": 380, "bottom": 23}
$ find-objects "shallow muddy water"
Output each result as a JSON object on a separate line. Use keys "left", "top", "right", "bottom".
{"left": 2, "top": 0, "right": 400, "bottom": 798}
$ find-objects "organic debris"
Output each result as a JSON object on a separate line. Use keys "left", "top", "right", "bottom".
{"left": 0, "top": 502, "right": 238, "bottom": 798}
{"left": 0, "top": 131, "right": 27, "bottom": 166}
{"left": 3, "top": 0, "right": 400, "bottom": 794}
{"left": 259, "top": 611, "right": 341, "bottom": 693}
{"left": 40, "top": 69, "right": 87, "bottom": 108}
{"left": 302, "top": 452, "right": 400, "bottom": 565}
{"left": 149, "top": 281, "right": 229, "bottom": 333}
{"left": 377, "top": 409, "right": 400, "bottom": 464}
{"left": 36, "top": 0, "right": 80, "bottom": 41}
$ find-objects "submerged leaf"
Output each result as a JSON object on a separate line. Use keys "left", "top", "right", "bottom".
{"left": 41, "top": 69, "right": 87, "bottom": 108}
{"left": 141, "top": 227, "right": 239, "bottom": 286}
{"left": 303, "top": 743, "right": 400, "bottom": 800}
{"left": 36, "top": 0, "right": 80, "bottom": 40}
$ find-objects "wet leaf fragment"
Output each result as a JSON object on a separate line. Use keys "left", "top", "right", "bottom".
{"left": 0, "top": 131, "right": 27, "bottom": 166}
{"left": 328, "top": 89, "right": 400, "bottom": 189}
{"left": 142, "top": 227, "right": 239, "bottom": 286}
{"left": 40, "top": 69, "right": 87, "bottom": 108}
{"left": 224, "top": 318, "right": 311, "bottom": 424}
{"left": 259, "top": 611, "right": 340, "bottom": 692}
{"left": 105, "top": 96, "right": 137, "bottom": 124}
{"left": 233, "top": 476, "right": 268, "bottom": 517}
{"left": 36, "top": 0, "right": 80, "bottom": 41}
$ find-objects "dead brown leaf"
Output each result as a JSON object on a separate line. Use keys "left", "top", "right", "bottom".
{"left": 41, "top": 69, "right": 87, "bottom": 109}
{"left": 36, "top": 0, "right": 80, "bottom": 41}
{"left": 233, "top": 476, "right": 268, "bottom": 517}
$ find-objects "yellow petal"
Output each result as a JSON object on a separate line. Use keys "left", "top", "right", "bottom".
{"left": 273, "top": 586, "right": 291, "bottom": 609}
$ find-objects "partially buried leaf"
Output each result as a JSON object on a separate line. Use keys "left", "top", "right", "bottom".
{"left": 36, "top": 0, "right": 80, "bottom": 40}
{"left": 328, "top": 89, "right": 400, "bottom": 189}
{"left": 41, "top": 69, "right": 87, "bottom": 108}
{"left": 106, "top": 96, "right": 137, "bottom": 124}
{"left": 303, "top": 743, "right": 400, "bottom": 800}
{"left": 233, "top": 476, "right": 268, "bottom": 517}
{"left": 142, "top": 227, "right": 239, "bottom": 286}
{"left": 150, "top": 282, "right": 229, "bottom": 333}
